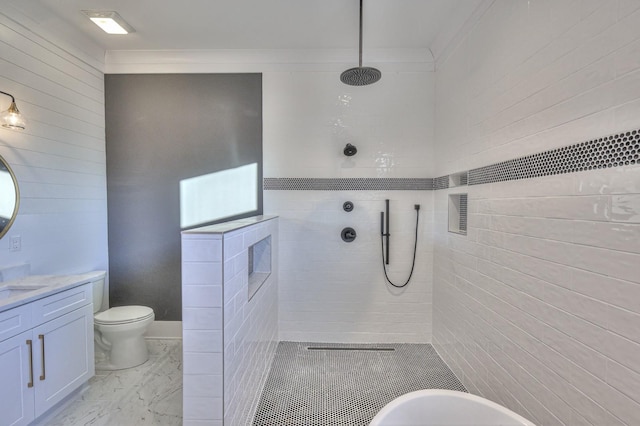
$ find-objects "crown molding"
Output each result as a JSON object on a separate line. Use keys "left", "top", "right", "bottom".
{"left": 104, "top": 48, "right": 435, "bottom": 74}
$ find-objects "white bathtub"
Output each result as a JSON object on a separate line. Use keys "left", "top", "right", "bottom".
{"left": 370, "top": 390, "right": 536, "bottom": 426}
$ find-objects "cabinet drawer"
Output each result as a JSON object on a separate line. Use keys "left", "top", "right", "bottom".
{"left": 0, "top": 304, "right": 32, "bottom": 342}
{"left": 32, "top": 284, "right": 92, "bottom": 324}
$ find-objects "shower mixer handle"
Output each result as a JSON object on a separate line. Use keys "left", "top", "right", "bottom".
{"left": 341, "top": 227, "right": 357, "bottom": 242}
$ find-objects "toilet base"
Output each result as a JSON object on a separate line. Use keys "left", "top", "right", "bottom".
{"left": 94, "top": 336, "right": 150, "bottom": 370}
{"left": 94, "top": 312, "right": 154, "bottom": 370}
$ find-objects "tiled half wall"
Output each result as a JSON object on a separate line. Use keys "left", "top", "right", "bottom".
{"left": 182, "top": 217, "right": 279, "bottom": 426}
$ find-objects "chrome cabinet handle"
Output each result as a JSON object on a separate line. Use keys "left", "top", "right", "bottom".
{"left": 26, "top": 339, "right": 34, "bottom": 388}
{"left": 38, "top": 334, "right": 46, "bottom": 381}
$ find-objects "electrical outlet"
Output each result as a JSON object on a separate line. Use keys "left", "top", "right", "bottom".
{"left": 10, "top": 235, "right": 21, "bottom": 252}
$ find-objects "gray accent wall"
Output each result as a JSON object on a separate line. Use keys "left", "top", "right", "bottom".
{"left": 105, "top": 73, "right": 262, "bottom": 320}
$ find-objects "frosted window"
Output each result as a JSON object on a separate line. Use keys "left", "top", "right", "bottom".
{"left": 180, "top": 163, "right": 258, "bottom": 228}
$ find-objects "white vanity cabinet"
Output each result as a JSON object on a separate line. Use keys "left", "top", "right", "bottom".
{"left": 0, "top": 329, "right": 35, "bottom": 425}
{"left": 0, "top": 283, "right": 94, "bottom": 426}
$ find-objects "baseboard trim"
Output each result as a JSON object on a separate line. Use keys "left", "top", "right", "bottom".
{"left": 145, "top": 320, "right": 182, "bottom": 339}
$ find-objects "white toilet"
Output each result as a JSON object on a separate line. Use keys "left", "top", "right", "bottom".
{"left": 91, "top": 273, "right": 155, "bottom": 370}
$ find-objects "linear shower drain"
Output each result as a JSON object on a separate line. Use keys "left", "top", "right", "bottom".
{"left": 307, "top": 346, "right": 395, "bottom": 351}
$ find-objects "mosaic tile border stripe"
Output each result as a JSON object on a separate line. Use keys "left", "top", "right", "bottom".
{"left": 263, "top": 177, "right": 434, "bottom": 191}
{"left": 468, "top": 128, "right": 640, "bottom": 185}
{"left": 433, "top": 175, "right": 449, "bottom": 190}
{"left": 264, "top": 128, "right": 640, "bottom": 190}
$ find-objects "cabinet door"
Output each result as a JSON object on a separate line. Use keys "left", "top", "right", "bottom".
{"left": 32, "top": 304, "right": 95, "bottom": 417}
{"left": 0, "top": 331, "right": 35, "bottom": 426}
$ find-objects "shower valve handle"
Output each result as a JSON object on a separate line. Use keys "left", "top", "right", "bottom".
{"left": 341, "top": 227, "right": 357, "bottom": 242}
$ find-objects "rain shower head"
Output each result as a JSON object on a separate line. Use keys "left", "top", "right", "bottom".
{"left": 341, "top": 0, "right": 381, "bottom": 86}
{"left": 340, "top": 67, "right": 382, "bottom": 86}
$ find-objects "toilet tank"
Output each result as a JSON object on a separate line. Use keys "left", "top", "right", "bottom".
{"left": 92, "top": 275, "right": 106, "bottom": 314}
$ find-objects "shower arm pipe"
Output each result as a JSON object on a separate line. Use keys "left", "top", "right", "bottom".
{"left": 358, "top": 0, "right": 363, "bottom": 67}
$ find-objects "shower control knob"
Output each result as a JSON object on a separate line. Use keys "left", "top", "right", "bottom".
{"left": 343, "top": 201, "right": 354, "bottom": 212}
{"left": 343, "top": 143, "right": 358, "bottom": 156}
{"left": 341, "top": 227, "right": 357, "bottom": 243}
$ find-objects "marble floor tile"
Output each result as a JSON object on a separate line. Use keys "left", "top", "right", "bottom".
{"left": 35, "top": 339, "right": 182, "bottom": 426}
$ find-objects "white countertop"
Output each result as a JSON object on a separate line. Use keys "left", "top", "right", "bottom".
{"left": 181, "top": 215, "right": 278, "bottom": 235}
{"left": 0, "top": 270, "right": 105, "bottom": 313}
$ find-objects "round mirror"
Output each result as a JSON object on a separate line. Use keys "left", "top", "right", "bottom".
{"left": 0, "top": 154, "right": 19, "bottom": 239}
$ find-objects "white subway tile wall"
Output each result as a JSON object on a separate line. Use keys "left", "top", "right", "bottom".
{"left": 182, "top": 233, "right": 224, "bottom": 424}
{"left": 434, "top": 1, "right": 640, "bottom": 425}
{"left": 263, "top": 71, "right": 436, "bottom": 343}
{"left": 181, "top": 218, "right": 278, "bottom": 426}
{"left": 223, "top": 219, "right": 278, "bottom": 426}
{"left": 263, "top": 72, "right": 435, "bottom": 180}
{"left": 267, "top": 190, "right": 433, "bottom": 343}
{"left": 435, "top": 1, "right": 640, "bottom": 175}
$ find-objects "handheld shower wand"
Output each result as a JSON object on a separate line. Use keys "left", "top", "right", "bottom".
{"left": 380, "top": 199, "right": 390, "bottom": 264}
{"left": 380, "top": 200, "right": 421, "bottom": 288}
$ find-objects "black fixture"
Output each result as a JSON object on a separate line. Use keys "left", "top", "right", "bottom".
{"left": 380, "top": 200, "right": 421, "bottom": 288}
{"left": 341, "top": 227, "right": 357, "bottom": 242}
{"left": 340, "top": 0, "right": 382, "bottom": 86}
{"left": 343, "top": 143, "right": 357, "bottom": 156}
{"left": 380, "top": 199, "right": 390, "bottom": 264}
{"left": 343, "top": 201, "right": 354, "bottom": 212}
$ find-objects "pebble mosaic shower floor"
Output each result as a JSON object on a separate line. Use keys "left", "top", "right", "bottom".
{"left": 253, "top": 342, "right": 466, "bottom": 426}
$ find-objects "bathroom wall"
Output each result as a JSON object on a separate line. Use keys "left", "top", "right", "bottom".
{"left": 105, "top": 54, "right": 437, "bottom": 343}
{"left": 263, "top": 72, "right": 435, "bottom": 343}
{"left": 433, "top": 1, "right": 640, "bottom": 425}
{"left": 0, "top": 12, "right": 108, "bottom": 277}
{"left": 222, "top": 218, "right": 278, "bottom": 425}
{"left": 182, "top": 217, "right": 278, "bottom": 425}
{"left": 104, "top": 73, "right": 262, "bottom": 321}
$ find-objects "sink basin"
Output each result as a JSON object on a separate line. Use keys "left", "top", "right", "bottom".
{"left": 0, "top": 285, "right": 47, "bottom": 300}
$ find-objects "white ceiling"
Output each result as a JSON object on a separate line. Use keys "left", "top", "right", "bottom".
{"left": 6, "top": 0, "right": 481, "bottom": 55}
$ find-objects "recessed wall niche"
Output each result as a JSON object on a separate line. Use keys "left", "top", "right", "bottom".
{"left": 448, "top": 193, "right": 468, "bottom": 236}
{"left": 248, "top": 235, "right": 272, "bottom": 300}
{"left": 449, "top": 171, "right": 468, "bottom": 188}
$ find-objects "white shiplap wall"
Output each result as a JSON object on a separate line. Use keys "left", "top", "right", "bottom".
{"left": 434, "top": 1, "right": 640, "bottom": 425}
{"left": 0, "top": 11, "right": 108, "bottom": 276}
{"left": 434, "top": 0, "right": 640, "bottom": 175}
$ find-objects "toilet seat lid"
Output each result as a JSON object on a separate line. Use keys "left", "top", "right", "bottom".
{"left": 95, "top": 306, "right": 154, "bottom": 325}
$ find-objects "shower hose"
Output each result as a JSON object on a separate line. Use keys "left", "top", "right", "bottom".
{"left": 380, "top": 206, "right": 419, "bottom": 288}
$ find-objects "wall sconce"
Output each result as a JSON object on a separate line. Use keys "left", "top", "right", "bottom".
{"left": 0, "top": 91, "right": 26, "bottom": 130}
